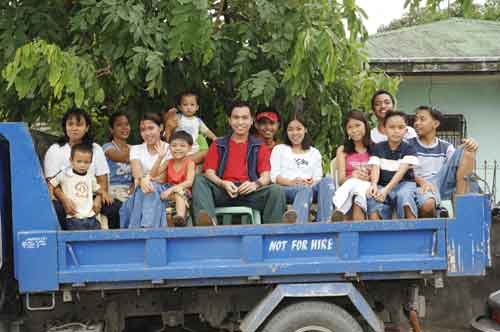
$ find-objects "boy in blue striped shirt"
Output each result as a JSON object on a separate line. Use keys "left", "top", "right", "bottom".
{"left": 410, "top": 106, "right": 479, "bottom": 217}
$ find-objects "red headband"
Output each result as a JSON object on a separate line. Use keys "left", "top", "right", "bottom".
{"left": 256, "top": 112, "right": 279, "bottom": 122}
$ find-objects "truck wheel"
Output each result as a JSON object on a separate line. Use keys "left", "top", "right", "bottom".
{"left": 260, "top": 301, "right": 363, "bottom": 332}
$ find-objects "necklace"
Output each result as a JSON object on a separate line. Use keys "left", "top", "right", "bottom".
{"left": 111, "top": 139, "right": 128, "bottom": 151}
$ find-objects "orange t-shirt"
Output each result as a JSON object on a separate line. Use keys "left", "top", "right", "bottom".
{"left": 166, "top": 158, "right": 190, "bottom": 185}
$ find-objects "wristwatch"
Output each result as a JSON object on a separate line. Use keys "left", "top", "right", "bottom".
{"left": 255, "top": 179, "right": 264, "bottom": 189}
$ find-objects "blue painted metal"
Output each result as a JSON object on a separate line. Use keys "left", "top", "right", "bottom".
{"left": 17, "top": 231, "right": 58, "bottom": 292}
{"left": 0, "top": 123, "right": 58, "bottom": 292}
{"left": 446, "top": 194, "right": 491, "bottom": 276}
{"left": 0, "top": 124, "right": 491, "bottom": 294}
{"left": 0, "top": 135, "right": 10, "bottom": 269}
{"left": 239, "top": 282, "right": 384, "bottom": 332}
{"left": 49, "top": 221, "right": 446, "bottom": 290}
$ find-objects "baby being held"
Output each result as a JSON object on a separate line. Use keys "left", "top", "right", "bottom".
{"left": 175, "top": 92, "right": 217, "bottom": 153}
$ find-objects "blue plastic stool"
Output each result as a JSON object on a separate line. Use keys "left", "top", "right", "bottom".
{"left": 215, "top": 207, "right": 262, "bottom": 225}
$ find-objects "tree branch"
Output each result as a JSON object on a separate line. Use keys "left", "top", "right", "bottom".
{"left": 96, "top": 65, "right": 112, "bottom": 79}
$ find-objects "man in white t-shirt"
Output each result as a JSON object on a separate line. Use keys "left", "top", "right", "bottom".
{"left": 370, "top": 89, "right": 417, "bottom": 144}
{"left": 49, "top": 144, "right": 102, "bottom": 230}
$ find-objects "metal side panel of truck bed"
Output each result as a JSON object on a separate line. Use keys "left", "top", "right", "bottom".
{"left": 0, "top": 123, "right": 491, "bottom": 294}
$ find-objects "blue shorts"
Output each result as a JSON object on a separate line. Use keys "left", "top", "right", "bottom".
{"left": 367, "top": 182, "right": 418, "bottom": 219}
{"left": 416, "top": 184, "right": 441, "bottom": 208}
{"left": 416, "top": 146, "right": 480, "bottom": 208}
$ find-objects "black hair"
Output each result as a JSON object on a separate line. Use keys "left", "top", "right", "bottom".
{"left": 109, "top": 111, "right": 129, "bottom": 128}
{"left": 415, "top": 105, "right": 444, "bottom": 125}
{"left": 108, "top": 111, "right": 129, "bottom": 140}
{"left": 371, "top": 89, "right": 396, "bottom": 111}
{"left": 57, "top": 108, "right": 93, "bottom": 146}
{"left": 342, "top": 110, "right": 371, "bottom": 154}
{"left": 169, "top": 130, "right": 194, "bottom": 146}
{"left": 70, "top": 143, "right": 93, "bottom": 159}
{"left": 161, "top": 107, "right": 178, "bottom": 120}
{"left": 283, "top": 113, "right": 313, "bottom": 150}
{"left": 383, "top": 111, "right": 407, "bottom": 127}
{"left": 178, "top": 91, "right": 199, "bottom": 105}
{"left": 255, "top": 106, "right": 281, "bottom": 123}
{"left": 140, "top": 112, "right": 162, "bottom": 127}
{"left": 227, "top": 101, "right": 253, "bottom": 117}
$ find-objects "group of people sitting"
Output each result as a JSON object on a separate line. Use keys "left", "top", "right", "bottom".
{"left": 43, "top": 90, "right": 479, "bottom": 231}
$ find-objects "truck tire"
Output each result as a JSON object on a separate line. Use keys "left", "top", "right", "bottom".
{"left": 260, "top": 301, "right": 363, "bottom": 332}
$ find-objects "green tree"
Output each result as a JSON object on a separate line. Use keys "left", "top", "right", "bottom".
{"left": 381, "top": 0, "right": 500, "bottom": 32}
{"left": 1, "top": 0, "right": 398, "bottom": 160}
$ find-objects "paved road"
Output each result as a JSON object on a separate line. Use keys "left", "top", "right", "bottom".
{"left": 127, "top": 327, "right": 471, "bottom": 332}
{"left": 428, "top": 329, "right": 469, "bottom": 332}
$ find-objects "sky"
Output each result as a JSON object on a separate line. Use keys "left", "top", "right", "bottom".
{"left": 356, "top": 0, "right": 487, "bottom": 34}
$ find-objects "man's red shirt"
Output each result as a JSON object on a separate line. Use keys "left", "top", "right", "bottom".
{"left": 203, "top": 137, "right": 271, "bottom": 182}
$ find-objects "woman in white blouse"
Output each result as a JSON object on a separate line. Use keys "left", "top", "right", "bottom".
{"left": 44, "top": 109, "right": 121, "bottom": 229}
{"left": 119, "top": 112, "right": 171, "bottom": 228}
{"left": 270, "top": 113, "right": 335, "bottom": 223}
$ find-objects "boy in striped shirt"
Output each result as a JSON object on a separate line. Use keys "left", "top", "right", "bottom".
{"left": 368, "top": 111, "right": 419, "bottom": 220}
{"left": 410, "top": 106, "right": 479, "bottom": 217}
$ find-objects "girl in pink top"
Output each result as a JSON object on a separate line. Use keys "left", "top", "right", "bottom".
{"left": 345, "top": 151, "right": 370, "bottom": 178}
{"left": 332, "top": 110, "right": 372, "bottom": 221}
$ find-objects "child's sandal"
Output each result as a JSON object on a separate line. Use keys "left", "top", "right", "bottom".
{"left": 173, "top": 215, "right": 187, "bottom": 227}
{"left": 330, "top": 210, "right": 345, "bottom": 222}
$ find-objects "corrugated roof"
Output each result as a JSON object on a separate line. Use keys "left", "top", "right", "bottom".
{"left": 366, "top": 18, "right": 500, "bottom": 61}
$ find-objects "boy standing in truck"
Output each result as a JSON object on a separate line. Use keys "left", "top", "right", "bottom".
{"left": 49, "top": 143, "right": 102, "bottom": 230}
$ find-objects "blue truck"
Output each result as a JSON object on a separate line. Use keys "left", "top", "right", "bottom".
{"left": 0, "top": 123, "right": 492, "bottom": 332}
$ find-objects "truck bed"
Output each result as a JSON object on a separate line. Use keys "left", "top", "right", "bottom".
{"left": 0, "top": 123, "right": 491, "bottom": 294}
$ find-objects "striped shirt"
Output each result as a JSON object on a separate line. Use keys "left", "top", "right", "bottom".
{"left": 408, "top": 137, "right": 455, "bottom": 180}
{"left": 369, "top": 141, "right": 419, "bottom": 186}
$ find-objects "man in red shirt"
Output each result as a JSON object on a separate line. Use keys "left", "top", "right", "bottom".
{"left": 192, "top": 102, "right": 289, "bottom": 225}
{"left": 254, "top": 107, "right": 280, "bottom": 150}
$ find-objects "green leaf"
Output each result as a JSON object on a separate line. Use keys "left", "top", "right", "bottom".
{"left": 48, "top": 66, "right": 62, "bottom": 87}
{"left": 74, "top": 88, "right": 85, "bottom": 108}
{"left": 95, "top": 88, "right": 105, "bottom": 103}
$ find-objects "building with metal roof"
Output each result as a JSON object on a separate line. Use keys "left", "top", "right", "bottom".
{"left": 367, "top": 18, "right": 500, "bottom": 74}
{"left": 367, "top": 18, "right": 500, "bottom": 195}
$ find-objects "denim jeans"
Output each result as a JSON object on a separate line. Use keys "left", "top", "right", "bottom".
{"left": 367, "top": 181, "right": 417, "bottom": 219}
{"left": 64, "top": 217, "right": 101, "bottom": 231}
{"left": 282, "top": 176, "right": 335, "bottom": 223}
{"left": 416, "top": 146, "right": 481, "bottom": 207}
{"left": 53, "top": 199, "right": 121, "bottom": 229}
{"left": 191, "top": 174, "right": 287, "bottom": 224}
{"left": 120, "top": 182, "right": 171, "bottom": 228}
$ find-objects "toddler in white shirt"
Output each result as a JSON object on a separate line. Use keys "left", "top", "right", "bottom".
{"left": 49, "top": 144, "right": 102, "bottom": 230}
{"left": 175, "top": 92, "right": 217, "bottom": 153}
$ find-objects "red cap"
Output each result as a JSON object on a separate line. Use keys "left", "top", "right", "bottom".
{"left": 256, "top": 112, "right": 279, "bottom": 122}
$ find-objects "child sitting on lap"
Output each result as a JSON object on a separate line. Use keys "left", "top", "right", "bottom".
{"left": 367, "top": 112, "right": 419, "bottom": 220}
{"left": 49, "top": 144, "right": 102, "bottom": 230}
{"left": 331, "top": 110, "right": 372, "bottom": 221}
{"left": 150, "top": 131, "right": 196, "bottom": 227}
